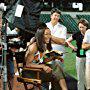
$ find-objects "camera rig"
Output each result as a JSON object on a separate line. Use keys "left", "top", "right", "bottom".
{"left": 6, "top": 34, "right": 27, "bottom": 49}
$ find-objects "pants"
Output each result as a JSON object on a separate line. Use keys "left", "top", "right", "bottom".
{"left": 85, "top": 58, "right": 90, "bottom": 89}
{"left": 76, "top": 56, "right": 86, "bottom": 90}
{"left": 7, "top": 54, "right": 14, "bottom": 77}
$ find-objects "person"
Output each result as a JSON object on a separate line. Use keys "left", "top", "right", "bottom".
{"left": 0, "top": 14, "right": 2, "bottom": 68}
{"left": 46, "top": 8, "right": 67, "bottom": 89}
{"left": 23, "top": 23, "right": 67, "bottom": 90}
{"left": 66, "top": 18, "right": 89, "bottom": 90}
{"left": 1, "top": 21, "right": 15, "bottom": 90}
{"left": 46, "top": 8, "right": 67, "bottom": 59}
{"left": 82, "top": 29, "right": 90, "bottom": 90}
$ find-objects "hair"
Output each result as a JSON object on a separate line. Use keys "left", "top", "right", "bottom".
{"left": 35, "top": 23, "right": 52, "bottom": 52}
{"left": 51, "top": 8, "right": 61, "bottom": 15}
{"left": 78, "top": 18, "right": 89, "bottom": 30}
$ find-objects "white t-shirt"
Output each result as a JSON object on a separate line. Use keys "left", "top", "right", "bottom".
{"left": 46, "top": 22, "right": 67, "bottom": 58}
{"left": 83, "top": 29, "right": 90, "bottom": 60}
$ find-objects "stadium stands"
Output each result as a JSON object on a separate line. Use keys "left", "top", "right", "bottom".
{"left": 40, "top": 14, "right": 50, "bottom": 23}
{"left": 60, "top": 14, "right": 79, "bottom": 33}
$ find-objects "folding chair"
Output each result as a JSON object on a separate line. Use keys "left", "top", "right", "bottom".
{"left": 15, "top": 51, "right": 42, "bottom": 90}
{"left": 15, "top": 50, "right": 66, "bottom": 90}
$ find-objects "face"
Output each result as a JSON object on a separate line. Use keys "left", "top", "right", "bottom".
{"left": 78, "top": 23, "right": 87, "bottom": 33}
{"left": 51, "top": 12, "right": 60, "bottom": 23}
{"left": 43, "top": 28, "right": 51, "bottom": 44}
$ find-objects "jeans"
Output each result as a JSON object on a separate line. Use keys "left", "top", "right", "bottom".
{"left": 7, "top": 52, "right": 14, "bottom": 77}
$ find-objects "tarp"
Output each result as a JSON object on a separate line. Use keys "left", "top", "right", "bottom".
{"left": 5, "top": 0, "right": 43, "bottom": 34}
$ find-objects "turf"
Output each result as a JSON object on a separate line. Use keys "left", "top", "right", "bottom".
{"left": 64, "top": 41, "right": 77, "bottom": 79}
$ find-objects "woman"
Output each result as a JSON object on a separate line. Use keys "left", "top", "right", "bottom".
{"left": 24, "top": 23, "right": 67, "bottom": 90}
{"left": 66, "top": 19, "right": 89, "bottom": 90}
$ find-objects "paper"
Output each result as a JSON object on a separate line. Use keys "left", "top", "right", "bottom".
{"left": 15, "top": 4, "right": 24, "bottom": 17}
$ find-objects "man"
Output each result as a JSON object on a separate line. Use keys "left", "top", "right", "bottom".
{"left": 0, "top": 14, "right": 14, "bottom": 89}
{"left": 0, "top": 11, "right": 2, "bottom": 68}
{"left": 46, "top": 8, "right": 67, "bottom": 90}
{"left": 46, "top": 8, "right": 67, "bottom": 59}
{"left": 82, "top": 29, "right": 90, "bottom": 90}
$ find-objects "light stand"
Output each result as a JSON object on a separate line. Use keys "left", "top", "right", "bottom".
{"left": 0, "top": 3, "right": 7, "bottom": 90}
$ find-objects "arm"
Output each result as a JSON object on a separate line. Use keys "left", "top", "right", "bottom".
{"left": 82, "top": 43, "right": 90, "bottom": 50}
{"left": 51, "top": 35, "right": 65, "bottom": 45}
{"left": 25, "top": 43, "right": 43, "bottom": 68}
{"left": 66, "top": 36, "right": 77, "bottom": 51}
{"left": 25, "top": 43, "right": 52, "bottom": 73}
{"left": 82, "top": 30, "right": 90, "bottom": 50}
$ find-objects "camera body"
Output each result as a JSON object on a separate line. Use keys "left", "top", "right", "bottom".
{"left": 8, "top": 39, "right": 27, "bottom": 49}
{"left": 7, "top": 34, "right": 27, "bottom": 49}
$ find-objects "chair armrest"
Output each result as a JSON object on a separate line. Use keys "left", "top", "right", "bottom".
{"left": 17, "top": 76, "right": 41, "bottom": 84}
{"left": 23, "top": 67, "right": 42, "bottom": 72}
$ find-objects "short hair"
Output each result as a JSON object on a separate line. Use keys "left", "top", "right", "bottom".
{"left": 51, "top": 8, "right": 61, "bottom": 15}
{"left": 78, "top": 18, "right": 89, "bottom": 29}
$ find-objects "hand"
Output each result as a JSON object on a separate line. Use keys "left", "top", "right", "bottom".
{"left": 73, "top": 47, "right": 77, "bottom": 52}
{"left": 43, "top": 65, "right": 52, "bottom": 73}
{"left": 72, "top": 47, "right": 77, "bottom": 52}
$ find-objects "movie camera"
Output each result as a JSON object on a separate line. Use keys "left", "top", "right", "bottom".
{"left": 6, "top": 34, "right": 27, "bottom": 49}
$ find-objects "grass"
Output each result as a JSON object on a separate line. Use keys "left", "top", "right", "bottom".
{"left": 64, "top": 41, "right": 77, "bottom": 79}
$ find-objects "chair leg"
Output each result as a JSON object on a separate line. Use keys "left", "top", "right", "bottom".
{"left": 38, "top": 85, "right": 42, "bottom": 90}
{"left": 24, "top": 83, "right": 28, "bottom": 90}
{"left": 8, "top": 79, "right": 14, "bottom": 90}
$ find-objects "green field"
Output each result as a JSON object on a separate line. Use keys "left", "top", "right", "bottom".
{"left": 64, "top": 41, "right": 77, "bottom": 79}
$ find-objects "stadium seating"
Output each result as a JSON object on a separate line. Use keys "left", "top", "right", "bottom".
{"left": 40, "top": 14, "right": 50, "bottom": 23}
{"left": 60, "top": 14, "right": 79, "bottom": 33}
{"left": 76, "top": 15, "right": 90, "bottom": 23}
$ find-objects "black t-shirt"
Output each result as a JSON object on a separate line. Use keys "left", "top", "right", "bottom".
{"left": 72, "top": 31, "right": 86, "bottom": 57}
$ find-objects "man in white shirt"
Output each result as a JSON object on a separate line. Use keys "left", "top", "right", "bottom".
{"left": 46, "top": 8, "right": 67, "bottom": 59}
{"left": 46, "top": 8, "right": 67, "bottom": 90}
{"left": 82, "top": 29, "right": 90, "bottom": 90}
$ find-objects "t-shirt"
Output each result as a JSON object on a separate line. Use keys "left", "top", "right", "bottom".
{"left": 72, "top": 31, "right": 86, "bottom": 57}
{"left": 83, "top": 29, "right": 90, "bottom": 60}
{"left": 46, "top": 22, "right": 67, "bottom": 58}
